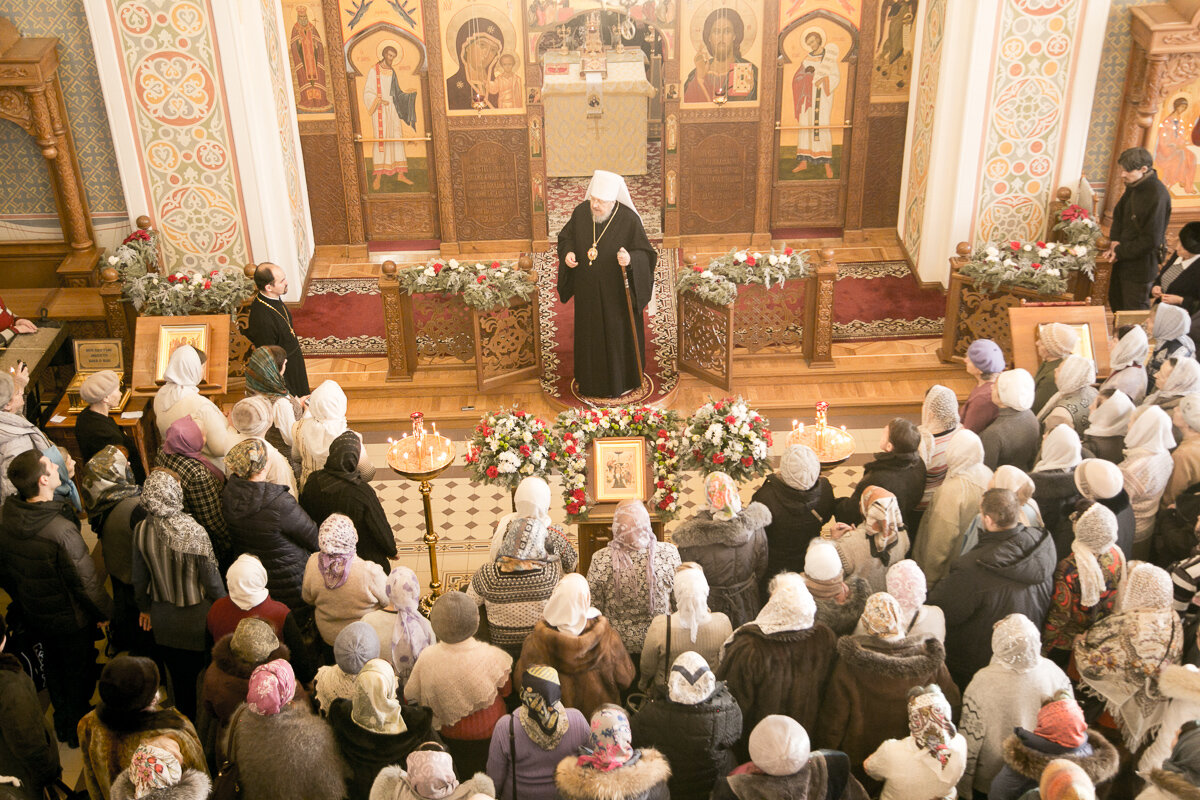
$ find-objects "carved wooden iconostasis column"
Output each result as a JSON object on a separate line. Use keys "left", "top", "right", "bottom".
{"left": 0, "top": 17, "right": 99, "bottom": 287}
{"left": 1104, "top": 0, "right": 1200, "bottom": 243}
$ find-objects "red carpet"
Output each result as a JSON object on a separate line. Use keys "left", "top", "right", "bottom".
{"left": 293, "top": 279, "right": 386, "bottom": 357}
{"left": 833, "top": 261, "right": 944, "bottom": 341}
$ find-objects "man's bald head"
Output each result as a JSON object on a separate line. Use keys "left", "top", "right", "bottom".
{"left": 254, "top": 262, "right": 288, "bottom": 297}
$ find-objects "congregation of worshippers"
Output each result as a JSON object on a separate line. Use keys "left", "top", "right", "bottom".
{"left": 7, "top": 314, "right": 1200, "bottom": 800}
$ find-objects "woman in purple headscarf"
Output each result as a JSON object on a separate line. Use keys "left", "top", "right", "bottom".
{"left": 301, "top": 513, "right": 388, "bottom": 645}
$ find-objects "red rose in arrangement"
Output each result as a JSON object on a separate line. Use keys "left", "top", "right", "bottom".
{"left": 486, "top": 466, "right": 499, "bottom": 478}
{"left": 712, "top": 453, "right": 726, "bottom": 464}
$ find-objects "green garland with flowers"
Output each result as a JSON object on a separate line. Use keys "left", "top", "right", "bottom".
{"left": 677, "top": 247, "right": 810, "bottom": 306}
{"left": 396, "top": 258, "right": 537, "bottom": 311}
{"left": 464, "top": 409, "right": 561, "bottom": 492}
{"left": 554, "top": 406, "right": 684, "bottom": 521}
{"left": 680, "top": 396, "right": 773, "bottom": 482}
{"left": 109, "top": 228, "right": 254, "bottom": 315}
{"left": 961, "top": 204, "right": 1102, "bottom": 295}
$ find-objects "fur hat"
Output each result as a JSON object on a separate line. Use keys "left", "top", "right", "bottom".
{"left": 334, "top": 621, "right": 380, "bottom": 675}
{"left": 99, "top": 656, "right": 160, "bottom": 713}
{"left": 430, "top": 591, "right": 479, "bottom": 644}
{"left": 804, "top": 540, "right": 844, "bottom": 582}
{"left": 230, "top": 617, "right": 279, "bottom": 664}
{"left": 967, "top": 339, "right": 1005, "bottom": 374}
{"left": 80, "top": 370, "right": 121, "bottom": 405}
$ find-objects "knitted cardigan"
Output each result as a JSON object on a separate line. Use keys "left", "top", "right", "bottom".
{"left": 466, "top": 557, "right": 564, "bottom": 653}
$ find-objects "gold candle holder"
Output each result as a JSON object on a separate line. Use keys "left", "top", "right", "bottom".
{"left": 386, "top": 411, "right": 456, "bottom": 616}
{"left": 787, "top": 401, "right": 856, "bottom": 466}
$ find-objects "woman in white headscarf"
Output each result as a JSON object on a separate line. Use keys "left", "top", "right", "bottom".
{"left": 865, "top": 684, "right": 966, "bottom": 800}
{"left": 1037, "top": 355, "right": 1098, "bottom": 436}
{"left": 1041, "top": 502, "right": 1126, "bottom": 667}
{"left": 327, "top": 657, "right": 440, "bottom": 800}
{"left": 1075, "top": 563, "right": 1183, "bottom": 750}
{"left": 829, "top": 486, "right": 910, "bottom": 593}
{"left": 1035, "top": 323, "right": 1081, "bottom": 413}
{"left": 487, "top": 476, "right": 577, "bottom": 571}
{"left": 1082, "top": 388, "right": 1135, "bottom": 463}
{"left": 1101, "top": 324, "right": 1149, "bottom": 404}
{"left": 153, "top": 344, "right": 235, "bottom": 463}
{"left": 1149, "top": 303, "right": 1196, "bottom": 391}
{"left": 717, "top": 573, "right": 837, "bottom": 739}
{"left": 981, "top": 368, "right": 1042, "bottom": 472}
{"left": 914, "top": 429, "right": 993, "bottom": 583}
{"left": 750, "top": 444, "right": 834, "bottom": 590}
{"left": 1031, "top": 424, "right": 1085, "bottom": 558}
{"left": 291, "top": 380, "right": 374, "bottom": 491}
{"left": 585, "top": 500, "right": 681, "bottom": 657}
{"left": 516, "top": 574, "right": 634, "bottom": 719}
{"left": 630, "top": 650, "right": 743, "bottom": 800}
{"left": 639, "top": 563, "right": 732, "bottom": 692}
{"left": 917, "top": 385, "right": 962, "bottom": 516}
{"left": 957, "top": 614, "right": 1072, "bottom": 798}
{"left": 853, "top": 559, "right": 945, "bottom": 643}
{"left": 673, "top": 472, "right": 770, "bottom": 627}
{"left": 1121, "top": 405, "right": 1178, "bottom": 558}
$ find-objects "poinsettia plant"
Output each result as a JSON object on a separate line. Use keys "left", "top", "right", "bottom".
{"left": 464, "top": 409, "right": 561, "bottom": 491}
{"left": 961, "top": 238, "right": 1095, "bottom": 295}
{"left": 396, "top": 258, "right": 536, "bottom": 311}
{"left": 554, "top": 406, "right": 684, "bottom": 521}
{"left": 677, "top": 247, "right": 810, "bottom": 306}
{"left": 110, "top": 227, "right": 254, "bottom": 315}
{"left": 1053, "top": 203, "right": 1102, "bottom": 250}
{"left": 681, "top": 396, "right": 773, "bottom": 482}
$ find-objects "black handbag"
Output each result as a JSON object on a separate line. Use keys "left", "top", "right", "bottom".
{"left": 213, "top": 706, "right": 248, "bottom": 800}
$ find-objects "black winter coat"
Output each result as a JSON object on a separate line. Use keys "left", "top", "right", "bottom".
{"left": 929, "top": 523, "right": 1056, "bottom": 690}
{"left": 326, "top": 698, "right": 441, "bottom": 800}
{"left": 834, "top": 451, "right": 926, "bottom": 533}
{"left": 1029, "top": 468, "right": 1081, "bottom": 559}
{"left": 751, "top": 475, "right": 834, "bottom": 591}
{"left": 0, "top": 495, "right": 112, "bottom": 635}
{"left": 630, "top": 684, "right": 742, "bottom": 800}
{"left": 0, "top": 654, "right": 60, "bottom": 799}
{"left": 299, "top": 469, "right": 396, "bottom": 574}
{"left": 221, "top": 478, "right": 319, "bottom": 610}
{"left": 1097, "top": 490, "right": 1136, "bottom": 563}
{"left": 1110, "top": 168, "right": 1171, "bottom": 283}
{"left": 74, "top": 408, "right": 145, "bottom": 482}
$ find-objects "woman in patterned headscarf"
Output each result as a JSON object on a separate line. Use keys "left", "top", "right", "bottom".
{"left": 302, "top": 513, "right": 388, "bottom": 645}
{"left": 586, "top": 500, "right": 681, "bottom": 658}
{"left": 828, "top": 486, "right": 910, "bottom": 593}
{"left": 673, "top": 472, "right": 770, "bottom": 627}
{"left": 83, "top": 445, "right": 145, "bottom": 652}
{"left": 916, "top": 384, "right": 962, "bottom": 519}
{"left": 865, "top": 684, "right": 966, "bottom": 800}
{"left": 244, "top": 345, "right": 303, "bottom": 461}
{"left": 487, "top": 665, "right": 590, "bottom": 800}
{"left": 853, "top": 559, "right": 944, "bottom": 642}
{"left": 370, "top": 742, "right": 495, "bottom": 800}
{"left": 231, "top": 659, "right": 349, "bottom": 800}
{"left": 359, "top": 565, "right": 435, "bottom": 681}
{"left": 554, "top": 706, "right": 670, "bottom": 800}
{"left": 132, "top": 469, "right": 227, "bottom": 719}
{"left": 110, "top": 741, "right": 211, "bottom": 800}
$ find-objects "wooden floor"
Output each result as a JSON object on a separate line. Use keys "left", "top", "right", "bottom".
{"left": 304, "top": 228, "right": 966, "bottom": 429}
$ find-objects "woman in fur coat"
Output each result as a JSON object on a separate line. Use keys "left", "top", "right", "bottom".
{"left": 631, "top": 651, "right": 742, "bottom": 800}
{"left": 555, "top": 706, "right": 670, "bottom": 800}
{"left": 988, "top": 693, "right": 1118, "bottom": 800}
{"left": 230, "top": 659, "right": 348, "bottom": 800}
{"left": 78, "top": 657, "right": 208, "bottom": 800}
{"left": 815, "top": 592, "right": 961, "bottom": 793}
{"left": 1138, "top": 721, "right": 1200, "bottom": 800}
{"left": 672, "top": 472, "right": 769, "bottom": 627}
{"left": 369, "top": 743, "right": 495, "bottom": 800}
{"left": 717, "top": 573, "right": 837, "bottom": 743}
{"left": 803, "top": 540, "right": 871, "bottom": 637}
{"left": 109, "top": 742, "right": 210, "bottom": 800}
{"left": 516, "top": 575, "right": 634, "bottom": 719}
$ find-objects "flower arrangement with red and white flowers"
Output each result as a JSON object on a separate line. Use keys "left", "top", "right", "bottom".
{"left": 396, "top": 258, "right": 536, "bottom": 311}
{"left": 681, "top": 396, "right": 773, "bottom": 483}
{"left": 1053, "top": 203, "right": 1102, "bottom": 250}
{"left": 554, "top": 406, "right": 684, "bottom": 521}
{"left": 961, "top": 237, "right": 1095, "bottom": 296}
{"left": 111, "top": 226, "right": 254, "bottom": 316}
{"left": 464, "top": 409, "right": 561, "bottom": 492}
{"left": 676, "top": 247, "right": 810, "bottom": 306}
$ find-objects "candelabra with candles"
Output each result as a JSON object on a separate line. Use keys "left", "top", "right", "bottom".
{"left": 787, "top": 401, "right": 856, "bottom": 466}
{"left": 386, "top": 412, "right": 456, "bottom": 616}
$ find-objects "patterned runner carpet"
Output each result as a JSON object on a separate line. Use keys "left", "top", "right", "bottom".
{"left": 546, "top": 141, "right": 663, "bottom": 240}
{"left": 832, "top": 260, "right": 945, "bottom": 341}
{"left": 294, "top": 278, "right": 386, "bottom": 357}
{"left": 533, "top": 247, "right": 679, "bottom": 407}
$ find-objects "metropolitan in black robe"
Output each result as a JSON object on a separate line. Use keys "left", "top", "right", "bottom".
{"left": 556, "top": 201, "right": 657, "bottom": 397}
{"left": 244, "top": 294, "right": 311, "bottom": 396}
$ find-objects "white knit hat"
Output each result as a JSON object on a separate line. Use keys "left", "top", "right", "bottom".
{"left": 804, "top": 540, "right": 843, "bottom": 581}
{"left": 780, "top": 444, "right": 820, "bottom": 491}
{"left": 996, "top": 369, "right": 1036, "bottom": 411}
{"left": 1039, "top": 323, "right": 1080, "bottom": 360}
{"left": 749, "top": 715, "right": 810, "bottom": 776}
{"left": 1074, "top": 458, "right": 1124, "bottom": 501}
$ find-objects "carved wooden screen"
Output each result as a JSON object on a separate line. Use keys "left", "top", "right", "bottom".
{"left": 471, "top": 296, "right": 541, "bottom": 391}
{"left": 677, "top": 291, "right": 733, "bottom": 389}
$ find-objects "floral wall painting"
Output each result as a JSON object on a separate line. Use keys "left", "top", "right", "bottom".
{"left": 777, "top": 18, "right": 855, "bottom": 182}
{"left": 680, "top": 0, "right": 763, "bottom": 107}
{"left": 283, "top": 1, "right": 335, "bottom": 116}
{"left": 1150, "top": 89, "right": 1200, "bottom": 202}
{"left": 347, "top": 28, "right": 430, "bottom": 194}
{"left": 871, "top": 0, "right": 917, "bottom": 100}
{"left": 441, "top": 1, "right": 526, "bottom": 114}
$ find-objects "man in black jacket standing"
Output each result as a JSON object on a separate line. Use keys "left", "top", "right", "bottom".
{"left": 1107, "top": 147, "right": 1172, "bottom": 310}
{"left": 244, "top": 262, "right": 310, "bottom": 396}
{"left": 0, "top": 451, "right": 112, "bottom": 747}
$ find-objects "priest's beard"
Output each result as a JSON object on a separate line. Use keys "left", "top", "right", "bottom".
{"left": 591, "top": 207, "right": 615, "bottom": 224}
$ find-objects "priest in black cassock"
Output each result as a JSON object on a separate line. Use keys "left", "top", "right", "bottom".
{"left": 244, "top": 262, "right": 311, "bottom": 396}
{"left": 556, "top": 170, "right": 657, "bottom": 398}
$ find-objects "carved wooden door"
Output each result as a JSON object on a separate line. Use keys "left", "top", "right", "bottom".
{"left": 471, "top": 296, "right": 542, "bottom": 391}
